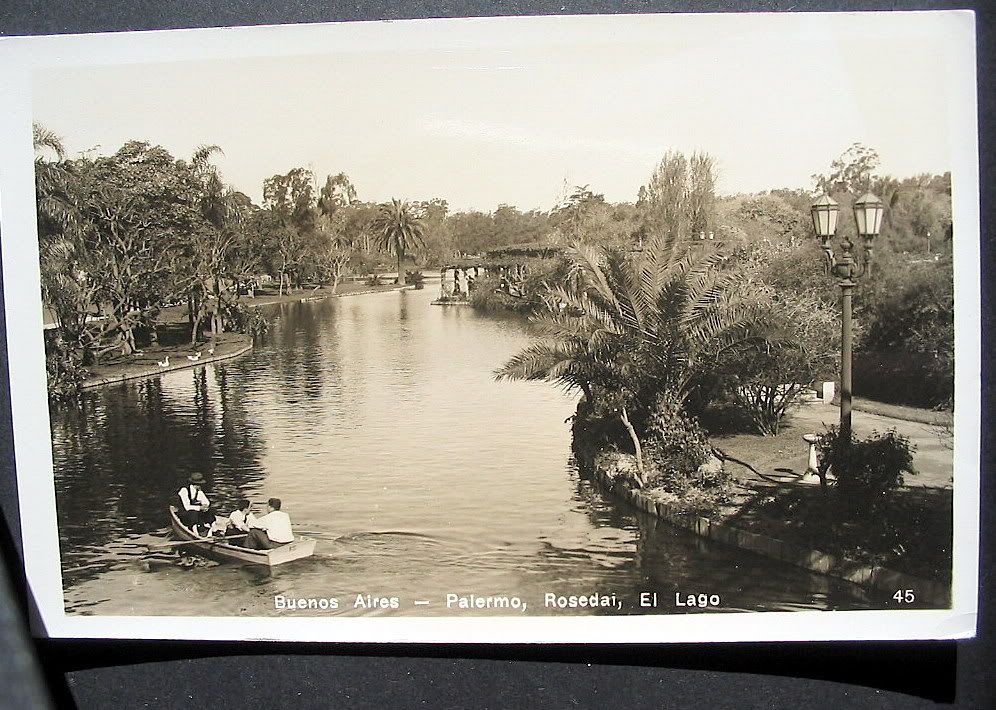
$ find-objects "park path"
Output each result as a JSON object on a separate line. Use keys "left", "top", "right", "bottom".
{"left": 787, "top": 401, "right": 953, "bottom": 489}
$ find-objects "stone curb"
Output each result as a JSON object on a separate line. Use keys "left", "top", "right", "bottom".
{"left": 81, "top": 340, "right": 253, "bottom": 389}
{"left": 588, "top": 457, "right": 951, "bottom": 607}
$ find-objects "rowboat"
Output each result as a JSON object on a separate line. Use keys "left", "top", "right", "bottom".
{"left": 168, "top": 506, "right": 317, "bottom": 566}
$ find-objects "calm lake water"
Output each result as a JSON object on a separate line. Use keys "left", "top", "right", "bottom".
{"left": 50, "top": 285, "right": 877, "bottom": 616}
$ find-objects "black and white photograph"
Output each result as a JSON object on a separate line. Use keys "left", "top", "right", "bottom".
{"left": 0, "top": 11, "right": 980, "bottom": 642}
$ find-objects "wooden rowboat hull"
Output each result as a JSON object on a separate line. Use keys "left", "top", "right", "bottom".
{"left": 168, "top": 506, "right": 316, "bottom": 567}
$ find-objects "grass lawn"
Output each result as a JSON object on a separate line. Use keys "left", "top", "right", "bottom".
{"left": 706, "top": 422, "right": 952, "bottom": 583}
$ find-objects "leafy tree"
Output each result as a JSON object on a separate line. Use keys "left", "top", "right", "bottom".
{"left": 639, "top": 150, "right": 717, "bottom": 241}
{"left": 717, "top": 289, "right": 839, "bottom": 434}
{"left": 317, "top": 172, "right": 357, "bottom": 216}
{"left": 371, "top": 199, "right": 426, "bottom": 285}
{"left": 737, "top": 193, "right": 807, "bottom": 247}
{"left": 496, "top": 234, "right": 766, "bottom": 485}
{"left": 33, "top": 123, "right": 76, "bottom": 241}
{"left": 413, "top": 198, "right": 452, "bottom": 264}
{"left": 263, "top": 167, "right": 317, "bottom": 294}
{"left": 69, "top": 141, "right": 202, "bottom": 356}
{"left": 813, "top": 142, "right": 880, "bottom": 194}
{"left": 312, "top": 212, "right": 355, "bottom": 291}
{"left": 553, "top": 185, "right": 606, "bottom": 242}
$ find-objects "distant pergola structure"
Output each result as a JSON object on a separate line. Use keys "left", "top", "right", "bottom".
{"left": 435, "top": 242, "right": 565, "bottom": 304}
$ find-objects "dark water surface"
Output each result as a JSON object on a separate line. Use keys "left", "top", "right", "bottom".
{"left": 51, "top": 286, "right": 876, "bottom": 616}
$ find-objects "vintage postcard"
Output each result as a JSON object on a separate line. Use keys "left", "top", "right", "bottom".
{"left": 0, "top": 12, "right": 979, "bottom": 642}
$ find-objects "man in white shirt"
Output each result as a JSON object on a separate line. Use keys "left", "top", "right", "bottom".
{"left": 244, "top": 498, "right": 294, "bottom": 549}
{"left": 176, "top": 472, "right": 213, "bottom": 535}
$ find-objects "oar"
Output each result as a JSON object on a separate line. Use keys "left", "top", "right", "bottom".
{"left": 146, "top": 534, "right": 247, "bottom": 552}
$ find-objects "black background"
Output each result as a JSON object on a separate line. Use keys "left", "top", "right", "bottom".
{"left": 0, "top": 2, "right": 992, "bottom": 708}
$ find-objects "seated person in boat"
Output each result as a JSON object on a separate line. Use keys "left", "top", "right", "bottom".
{"left": 226, "top": 499, "right": 255, "bottom": 536}
{"left": 243, "top": 498, "right": 294, "bottom": 550}
{"left": 176, "top": 472, "right": 214, "bottom": 536}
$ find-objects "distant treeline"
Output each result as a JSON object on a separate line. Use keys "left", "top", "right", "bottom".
{"left": 35, "top": 128, "right": 953, "bottom": 408}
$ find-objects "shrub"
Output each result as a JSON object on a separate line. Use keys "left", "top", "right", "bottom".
{"left": 643, "top": 401, "right": 712, "bottom": 481}
{"left": 405, "top": 270, "right": 426, "bottom": 289}
{"left": 817, "top": 426, "right": 917, "bottom": 502}
{"left": 594, "top": 448, "right": 643, "bottom": 488}
{"left": 469, "top": 273, "right": 536, "bottom": 313}
{"left": 366, "top": 273, "right": 385, "bottom": 287}
{"left": 571, "top": 395, "right": 630, "bottom": 454}
{"left": 45, "top": 338, "right": 87, "bottom": 404}
{"left": 224, "top": 302, "right": 269, "bottom": 337}
{"left": 859, "top": 259, "right": 953, "bottom": 408}
{"left": 640, "top": 398, "right": 731, "bottom": 498}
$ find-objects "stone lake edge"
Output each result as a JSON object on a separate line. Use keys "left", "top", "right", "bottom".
{"left": 584, "top": 450, "right": 952, "bottom": 608}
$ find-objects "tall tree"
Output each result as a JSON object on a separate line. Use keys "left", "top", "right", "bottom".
{"left": 317, "top": 172, "right": 357, "bottom": 217}
{"left": 263, "top": 167, "right": 317, "bottom": 294}
{"left": 812, "top": 142, "right": 880, "bottom": 195}
{"left": 640, "top": 150, "right": 717, "bottom": 241}
{"left": 371, "top": 198, "right": 426, "bottom": 285}
{"left": 70, "top": 141, "right": 201, "bottom": 356}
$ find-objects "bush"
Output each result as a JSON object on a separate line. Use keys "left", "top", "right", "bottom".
{"left": 641, "top": 398, "right": 733, "bottom": 501}
{"left": 859, "top": 259, "right": 953, "bottom": 408}
{"left": 573, "top": 394, "right": 638, "bottom": 450}
{"left": 224, "top": 302, "right": 269, "bottom": 337}
{"left": 405, "top": 270, "right": 425, "bottom": 289}
{"left": 817, "top": 426, "right": 917, "bottom": 501}
{"left": 469, "top": 273, "right": 534, "bottom": 313}
{"left": 45, "top": 338, "right": 87, "bottom": 404}
{"left": 643, "top": 401, "right": 712, "bottom": 482}
{"left": 594, "top": 448, "right": 643, "bottom": 488}
{"left": 366, "top": 273, "right": 385, "bottom": 287}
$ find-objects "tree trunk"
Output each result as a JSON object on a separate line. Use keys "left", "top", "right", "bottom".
{"left": 619, "top": 406, "right": 645, "bottom": 488}
{"left": 212, "top": 281, "right": 224, "bottom": 335}
{"left": 397, "top": 252, "right": 406, "bottom": 285}
{"left": 191, "top": 311, "right": 202, "bottom": 345}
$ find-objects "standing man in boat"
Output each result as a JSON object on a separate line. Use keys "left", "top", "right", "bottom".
{"left": 176, "top": 472, "right": 213, "bottom": 536}
{"left": 243, "top": 498, "right": 294, "bottom": 550}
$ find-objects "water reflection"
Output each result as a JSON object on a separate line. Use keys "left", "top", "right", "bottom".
{"left": 51, "top": 288, "right": 875, "bottom": 615}
{"left": 52, "top": 361, "right": 268, "bottom": 587}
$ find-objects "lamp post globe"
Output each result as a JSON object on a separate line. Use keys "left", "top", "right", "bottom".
{"left": 852, "top": 192, "right": 884, "bottom": 237}
{"left": 810, "top": 194, "right": 840, "bottom": 239}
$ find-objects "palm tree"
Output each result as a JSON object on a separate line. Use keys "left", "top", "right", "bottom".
{"left": 371, "top": 198, "right": 425, "bottom": 285}
{"left": 33, "top": 123, "right": 75, "bottom": 239}
{"left": 496, "top": 232, "right": 768, "bottom": 484}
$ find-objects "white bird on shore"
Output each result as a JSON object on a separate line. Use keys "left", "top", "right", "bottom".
{"left": 187, "top": 351, "right": 202, "bottom": 362}
{"left": 157, "top": 356, "right": 170, "bottom": 368}
{"left": 207, "top": 345, "right": 216, "bottom": 356}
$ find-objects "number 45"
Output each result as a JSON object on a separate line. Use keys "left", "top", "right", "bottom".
{"left": 893, "top": 589, "right": 916, "bottom": 603}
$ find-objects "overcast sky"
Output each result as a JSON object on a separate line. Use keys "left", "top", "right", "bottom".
{"left": 31, "top": 13, "right": 965, "bottom": 212}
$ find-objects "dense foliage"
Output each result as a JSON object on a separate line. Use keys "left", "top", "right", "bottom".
{"left": 816, "top": 427, "right": 918, "bottom": 506}
{"left": 37, "top": 130, "right": 952, "bottom": 416}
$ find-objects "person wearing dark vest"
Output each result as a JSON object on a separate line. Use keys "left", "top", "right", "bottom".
{"left": 176, "top": 472, "right": 213, "bottom": 536}
{"left": 243, "top": 498, "right": 294, "bottom": 550}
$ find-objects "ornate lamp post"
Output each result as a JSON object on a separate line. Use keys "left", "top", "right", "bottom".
{"left": 811, "top": 192, "right": 884, "bottom": 440}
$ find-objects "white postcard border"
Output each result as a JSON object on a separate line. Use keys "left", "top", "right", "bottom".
{"left": 0, "top": 11, "right": 980, "bottom": 642}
